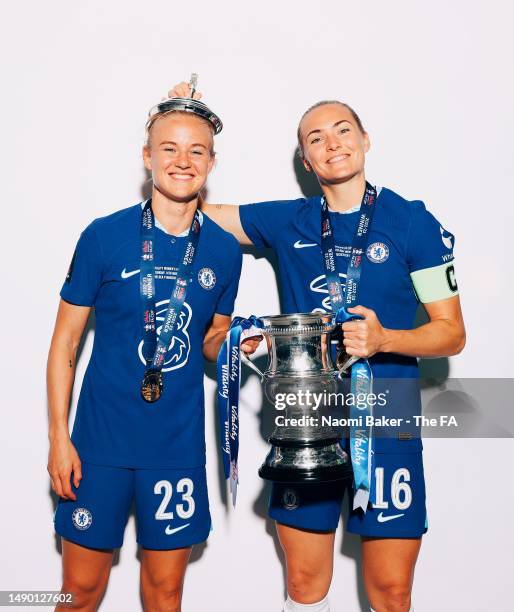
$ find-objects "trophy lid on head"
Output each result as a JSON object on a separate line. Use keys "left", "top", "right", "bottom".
{"left": 148, "top": 73, "right": 223, "bottom": 135}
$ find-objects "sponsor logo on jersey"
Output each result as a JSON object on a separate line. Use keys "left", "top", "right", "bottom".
{"left": 138, "top": 300, "right": 192, "bottom": 372}
{"left": 198, "top": 267, "right": 216, "bottom": 290}
{"left": 440, "top": 226, "right": 454, "bottom": 250}
{"left": 376, "top": 511, "right": 405, "bottom": 523}
{"left": 72, "top": 507, "right": 93, "bottom": 530}
{"left": 366, "top": 242, "right": 389, "bottom": 263}
{"left": 294, "top": 240, "right": 318, "bottom": 249}
{"left": 165, "top": 523, "right": 190, "bottom": 536}
{"left": 282, "top": 488, "right": 299, "bottom": 510}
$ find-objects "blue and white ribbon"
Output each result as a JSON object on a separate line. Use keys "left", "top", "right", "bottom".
{"left": 140, "top": 200, "right": 201, "bottom": 375}
{"left": 337, "top": 306, "right": 374, "bottom": 512}
{"left": 321, "top": 183, "right": 377, "bottom": 512}
{"left": 217, "top": 316, "right": 263, "bottom": 506}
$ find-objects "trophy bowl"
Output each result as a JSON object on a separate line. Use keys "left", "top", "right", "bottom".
{"left": 249, "top": 312, "right": 353, "bottom": 484}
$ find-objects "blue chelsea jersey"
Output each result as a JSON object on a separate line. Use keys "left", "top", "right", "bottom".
{"left": 239, "top": 187, "right": 459, "bottom": 453}
{"left": 61, "top": 204, "right": 242, "bottom": 469}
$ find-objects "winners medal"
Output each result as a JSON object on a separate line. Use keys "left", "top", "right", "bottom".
{"left": 141, "top": 369, "right": 163, "bottom": 403}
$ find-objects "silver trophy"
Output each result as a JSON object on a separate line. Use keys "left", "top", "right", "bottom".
{"left": 149, "top": 73, "right": 223, "bottom": 134}
{"left": 243, "top": 313, "right": 355, "bottom": 483}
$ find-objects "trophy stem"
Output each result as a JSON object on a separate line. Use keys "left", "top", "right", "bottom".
{"left": 268, "top": 436, "right": 341, "bottom": 448}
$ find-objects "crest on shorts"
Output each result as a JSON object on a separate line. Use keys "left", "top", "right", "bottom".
{"left": 282, "top": 488, "right": 299, "bottom": 510}
{"left": 72, "top": 507, "right": 93, "bottom": 530}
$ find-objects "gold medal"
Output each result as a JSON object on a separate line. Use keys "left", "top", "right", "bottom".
{"left": 141, "top": 370, "right": 163, "bottom": 403}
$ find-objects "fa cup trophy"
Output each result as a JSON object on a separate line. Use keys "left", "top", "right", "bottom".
{"left": 243, "top": 312, "right": 355, "bottom": 484}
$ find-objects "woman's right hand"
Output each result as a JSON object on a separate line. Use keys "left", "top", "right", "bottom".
{"left": 166, "top": 82, "right": 203, "bottom": 100}
{"left": 47, "top": 435, "right": 82, "bottom": 500}
{"left": 241, "top": 335, "right": 262, "bottom": 356}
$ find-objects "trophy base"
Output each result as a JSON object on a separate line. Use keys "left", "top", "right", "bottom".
{"left": 258, "top": 463, "right": 352, "bottom": 483}
{"left": 258, "top": 438, "right": 353, "bottom": 484}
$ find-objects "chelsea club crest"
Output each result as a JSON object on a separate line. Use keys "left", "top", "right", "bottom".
{"left": 72, "top": 507, "right": 93, "bottom": 530}
{"left": 198, "top": 267, "right": 216, "bottom": 290}
{"left": 282, "top": 488, "right": 299, "bottom": 510}
{"left": 366, "top": 242, "right": 389, "bottom": 264}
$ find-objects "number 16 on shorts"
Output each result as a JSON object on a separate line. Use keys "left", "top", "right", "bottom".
{"left": 373, "top": 467, "right": 412, "bottom": 517}
{"left": 348, "top": 452, "right": 427, "bottom": 538}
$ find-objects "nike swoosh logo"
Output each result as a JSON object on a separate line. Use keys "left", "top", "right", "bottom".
{"left": 376, "top": 512, "right": 405, "bottom": 523}
{"left": 121, "top": 268, "right": 140, "bottom": 279}
{"left": 294, "top": 240, "right": 318, "bottom": 249}
{"left": 165, "top": 523, "right": 190, "bottom": 535}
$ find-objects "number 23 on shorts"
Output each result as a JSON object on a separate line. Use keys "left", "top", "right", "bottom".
{"left": 154, "top": 477, "right": 196, "bottom": 524}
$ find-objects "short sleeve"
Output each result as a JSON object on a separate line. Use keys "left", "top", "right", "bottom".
{"left": 215, "top": 245, "right": 242, "bottom": 315}
{"left": 239, "top": 200, "right": 299, "bottom": 249}
{"left": 407, "top": 202, "right": 459, "bottom": 303}
{"left": 60, "top": 223, "right": 103, "bottom": 307}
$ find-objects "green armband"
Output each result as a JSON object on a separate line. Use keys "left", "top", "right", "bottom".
{"left": 410, "top": 261, "right": 459, "bottom": 303}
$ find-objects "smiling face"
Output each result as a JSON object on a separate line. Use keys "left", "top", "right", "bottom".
{"left": 298, "top": 103, "right": 370, "bottom": 186}
{"left": 143, "top": 112, "right": 215, "bottom": 203}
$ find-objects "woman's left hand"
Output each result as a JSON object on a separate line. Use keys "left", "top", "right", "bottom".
{"left": 341, "top": 305, "right": 387, "bottom": 358}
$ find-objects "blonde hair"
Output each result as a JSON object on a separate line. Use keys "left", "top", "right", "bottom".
{"left": 145, "top": 109, "right": 215, "bottom": 155}
{"left": 297, "top": 100, "right": 365, "bottom": 160}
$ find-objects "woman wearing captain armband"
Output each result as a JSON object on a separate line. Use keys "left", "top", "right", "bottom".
{"left": 168, "top": 82, "right": 465, "bottom": 612}
{"left": 46, "top": 79, "right": 255, "bottom": 611}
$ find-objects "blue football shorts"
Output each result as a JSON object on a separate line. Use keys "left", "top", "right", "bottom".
{"left": 269, "top": 451, "right": 427, "bottom": 538}
{"left": 54, "top": 462, "right": 211, "bottom": 550}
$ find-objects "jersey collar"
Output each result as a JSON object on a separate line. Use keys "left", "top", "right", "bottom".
{"left": 324, "top": 185, "right": 382, "bottom": 214}
{"left": 140, "top": 201, "right": 204, "bottom": 236}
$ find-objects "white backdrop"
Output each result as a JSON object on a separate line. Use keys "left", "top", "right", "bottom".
{"left": 2, "top": 1, "right": 513, "bottom": 610}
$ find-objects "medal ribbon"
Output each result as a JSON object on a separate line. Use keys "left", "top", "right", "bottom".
{"left": 321, "top": 183, "right": 377, "bottom": 512}
{"left": 140, "top": 200, "right": 201, "bottom": 378}
{"left": 216, "top": 315, "right": 263, "bottom": 506}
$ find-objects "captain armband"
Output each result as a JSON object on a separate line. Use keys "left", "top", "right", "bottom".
{"left": 410, "top": 261, "right": 459, "bottom": 303}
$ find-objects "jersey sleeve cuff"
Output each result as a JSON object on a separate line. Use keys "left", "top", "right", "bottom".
{"left": 60, "top": 289, "right": 95, "bottom": 307}
{"left": 238, "top": 205, "right": 266, "bottom": 248}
